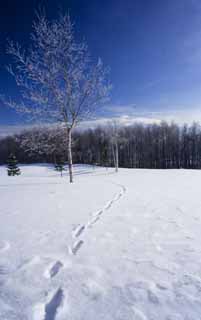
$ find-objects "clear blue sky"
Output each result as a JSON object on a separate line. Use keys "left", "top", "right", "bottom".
{"left": 1, "top": 0, "right": 201, "bottom": 126}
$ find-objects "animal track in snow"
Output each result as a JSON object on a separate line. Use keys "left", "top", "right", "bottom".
{"left": 114, "top": 193, "right": 122, "bottom": 202}
{"left": 156, "top": 283, "right": 169, "bottom": 291}
{"left": 69, "top": 240, "right": 84, "bottom": 255}
{"left": 68, "top": 182, "right": 126, "bottom": 256}
{"left": 92, "top": 209, "right": 103, "bottom": 217}
{"left": 34, "top": 179, "right": 126, "bottom": 319}
{"left": 147, "top": 289, "right": 159, "bottom": 304}
{"left": 33, "top": 288, "right": 65, "bottom": 320}
{"left": 72, "top": 225, "right": 85, "bottom": 238}
{"left": 44, "top": 261, "right": 63, "bottom": 279}
{"left": 176, "top": 206, "right": 185, "bottom": 214}
{"left": 104, "top": 200, "right": 113, "bottom": 210}
{"left": 44, "top": 288, "right": 64, "bottom": 320}
{"left": 88, "top": 215, "right": 100, "bottom": 227}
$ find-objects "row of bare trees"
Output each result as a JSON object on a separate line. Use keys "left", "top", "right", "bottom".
{"left": 74, "top": 122, "right": 201, "bottom": 169}
{"left": 1, "top": 121, "right": 201, "bottom": 170}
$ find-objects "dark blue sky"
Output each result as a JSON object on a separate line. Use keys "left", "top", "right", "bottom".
{"left": 1, "top": 0, "right": 201, "bottom": 126}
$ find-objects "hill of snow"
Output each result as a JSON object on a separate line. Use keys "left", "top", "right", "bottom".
{"left": 0, "top": 164, "right": 201, "bottom": 319}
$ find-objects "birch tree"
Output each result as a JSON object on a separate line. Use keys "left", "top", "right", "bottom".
{"left": 108, "top": 121, "right": 119, "bottom": 172}
{"left": 1, "top": 12, "right": 111, "bottom": 182}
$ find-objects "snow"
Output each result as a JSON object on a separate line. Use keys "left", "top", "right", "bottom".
{"left": 1, "top": 164, "right": 201, "bottom": 319}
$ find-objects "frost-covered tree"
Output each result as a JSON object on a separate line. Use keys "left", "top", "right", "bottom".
{"left": 7, "top": 154, "right": 21, "bottom": 176}
{"left": 18, "top": 126, "right": 68, "bottom": 163}
{"left": 1, "top": 12, "right": 111, "bottom": 183}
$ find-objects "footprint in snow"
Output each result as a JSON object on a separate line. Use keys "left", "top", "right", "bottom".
{"left": 69, "top": 240, "right": 84, "bottom": 255}
{"left": 44, "top": 288, "right": 64, "bottom": 320}
{"left": 114, "top": 193, "right": 122, "bottom": 202}
{"left": 72, "top": 225, "right": 85, "bottom": 238}
{"left": 176, "top": 207, "right": 185, "bottom": 214}
{"left": 156, "top": 283, "right": 169, "bottom": 291}
{"left": 147, "top": 289, "right": 159, "bottom": 304}
{"left": 122, "top": 185, "right": 126, "bottom": 192}
{"left": 103, "top": 200, "right": 113, "bottom": 210}
{"left": 44, "top": 261, "right": 63, "bottom": 279}
{"left": 87, "top": 215, "right": 100, "bottom": 227}
{"left": 91, "top": 209, "right": 103, "bottom": 217}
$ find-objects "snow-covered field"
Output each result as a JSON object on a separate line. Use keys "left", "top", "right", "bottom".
{"left": 1, "top": 164, "right": 201, "bottom": 320}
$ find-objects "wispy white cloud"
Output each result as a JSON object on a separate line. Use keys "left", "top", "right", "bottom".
{"left": 79, "top": 115, "right": 161, "bottom": 129}
{"left": 1, "top": 105, "right": 201, "bottom": 137}
{"left": 0, "top": 125, "right": 29, "bottom": 137}
{"left": 102, "top": 103, "right": 201, "bottom": 125}
{"left": 136, "top": 108, "right": 201, "bottom": 124}
{"left": 0, "top": 124, "right": 46, "bottom": 138}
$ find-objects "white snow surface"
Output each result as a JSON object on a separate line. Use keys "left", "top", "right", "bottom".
{"left": 1, "top": 164, "right": 201, "bottom": 319}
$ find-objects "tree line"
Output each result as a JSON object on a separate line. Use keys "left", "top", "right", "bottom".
{"left": 1, "top": 121, "right": 201, "bottom": 169}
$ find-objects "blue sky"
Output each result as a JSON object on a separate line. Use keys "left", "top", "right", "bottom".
{"left": 1, "top": 0, "right": 201, "bottom": 130}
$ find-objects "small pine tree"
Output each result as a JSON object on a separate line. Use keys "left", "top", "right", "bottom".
{"left": 55, "top": 158, "right": 65, "bottom": 177}
{"left": 7, "top": 154, "right": 21, "bottom": 176}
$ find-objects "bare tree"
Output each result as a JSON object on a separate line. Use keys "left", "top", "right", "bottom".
{"left": 1, "top": 12, "right": 111, "bottom": 182}
{"left": 18, "top": 125, "right": 68, "bottom": 163}
{"left": 108, "top": 121, "right": 119, "bottom": 172}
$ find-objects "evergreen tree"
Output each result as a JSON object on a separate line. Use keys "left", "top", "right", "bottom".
{"left": 7, "top": 154, "right": 21, "bottom": 176}
{"left": 55, "top": 158, "right": 65, "bottom": 177}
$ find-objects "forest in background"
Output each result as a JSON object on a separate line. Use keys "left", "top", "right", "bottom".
{"left": 0, "top": 121, "right": 201, "bottom": 169}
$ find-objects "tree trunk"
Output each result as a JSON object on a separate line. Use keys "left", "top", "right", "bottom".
{"left": 115, "top": 140, "right": 119, "bottom": 172}
{"left": 111, "top": 143, "right": 115, "bottom": 170}
{"left": 67, "top": 129, "right": 73, "bottom": 183}
{"left": 111, "top": 141, "right": 119, "bottom": 172}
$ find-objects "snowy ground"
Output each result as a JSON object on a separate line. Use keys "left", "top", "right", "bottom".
{"left": 1, "top": 164, "right": 201, "bottom": 320}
